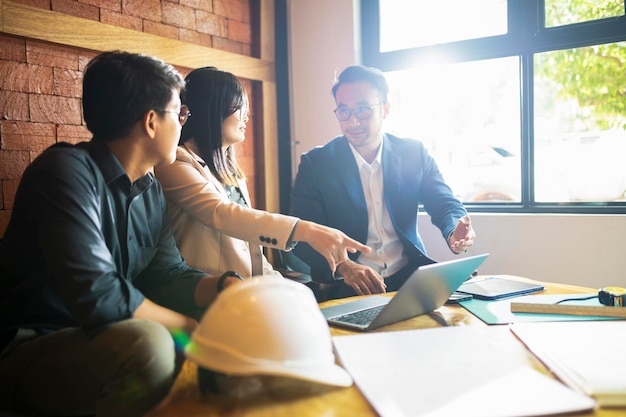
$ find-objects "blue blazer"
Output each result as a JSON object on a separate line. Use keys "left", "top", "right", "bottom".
{"left": 290, "top": 133, "right": 467, "bottom": 283}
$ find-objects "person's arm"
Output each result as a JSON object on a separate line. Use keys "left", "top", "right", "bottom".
{"left": 134, "top": 298, "right": 198, "bottom": 333}
{"left": 134, "top": 273, "right": 244, "bottom": 334}
{"left": 156, "top": 149, "right": 369, "bottom": 272}
{"left": 416, "top": 143, "right": 473, "bottom": 252}
{"left": 290, "top": 152, "right": 347, "bottom": 281}
{"left": 335, "top": 260, "right": 386, "bottom": 296}
{"left": 289, "top": 220, "right": 370, "bottom": 273}
{"left": 447, "top": 215, "right": 476, "bottom": 253}
{"left": 155, "top": 152, "right": 297, "bottom": 250}
{"left": 133, "top": 182, "right": 250, "bottom": 313}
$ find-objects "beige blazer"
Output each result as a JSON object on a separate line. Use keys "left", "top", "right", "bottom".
{"left": 155, "top": 145, "right": 298, "bottom": 278}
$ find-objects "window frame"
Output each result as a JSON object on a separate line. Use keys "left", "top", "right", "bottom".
{"left": 360, "top": 0, "right": 626, "bottom": 214}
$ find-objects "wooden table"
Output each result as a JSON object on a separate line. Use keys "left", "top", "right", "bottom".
{"left": 146, "top": 276, "right": 622, "bottom": 417}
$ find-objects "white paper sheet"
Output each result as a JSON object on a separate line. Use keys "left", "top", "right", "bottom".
{"left": 333, "top": 326, "right": 596, "bottom": 417}
{"left": 511, "top": 321, "right": 626, "bottom": 407}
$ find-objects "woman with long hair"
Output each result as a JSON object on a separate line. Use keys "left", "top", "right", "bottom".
{"left": 155, "top": 67, "right": 369, "bottom": 278}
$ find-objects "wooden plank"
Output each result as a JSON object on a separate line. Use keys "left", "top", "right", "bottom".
{"left": 1, "top": 0, "right": 274, "bottom": 82}
{"left": 259, "top": 0, "right": 279, "bottom": 213}
{"left": 262, "top": 80, "right": 279, "bottom": 213}
{"left": 511, "top": 302, "right": 626, "bottom": 318}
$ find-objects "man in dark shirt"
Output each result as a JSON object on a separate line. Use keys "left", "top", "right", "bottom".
{"left": 0, "top": 51, "right": 242, "bottom": 417}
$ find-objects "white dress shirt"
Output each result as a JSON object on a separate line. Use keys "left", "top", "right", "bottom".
{"left": 348, "top": 140, "right": 408, "bottom": 278}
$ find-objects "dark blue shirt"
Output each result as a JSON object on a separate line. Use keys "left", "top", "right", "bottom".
{"left": 0, "top": 140, "right": 207, "bottom": 343}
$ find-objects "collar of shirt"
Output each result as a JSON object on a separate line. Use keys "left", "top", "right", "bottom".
{"left": 347, "top": 136, "right": 384, "bottom": 170}
{"left": 82, "top": 140, "right": 154, "bottom": 193}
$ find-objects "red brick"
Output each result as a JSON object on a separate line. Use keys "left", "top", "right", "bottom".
{"left": 196, "top": 10, "right": 227, "bottom": 37}
{"left": 100, "top": 9, "right": 142, "bottom": 31}
{"left": 29, "top": 149, "right": 46, "bottom": 163}
{"left": 10, "top": 0, "right": 51, "bottom": 10}
{"left": 52, "top": 0, "right": 99, "bottom": 21}
{"left": 214, "top": 0, "right": 244, "bottom": 21}
{"left": 180, "top": 0, "right": 211, "bottom": 13}
{"left": 78, "top": 50, "right": 99, "bottom": 71}
{"left": 57, "top": 124, "right": 91, "bottom": 144}
{"left": 228, "top": 19, "right": 251, "bottom": 44}
{"left": 179, "top": 28, "right": 211, "bottom": 48}
{"left": 26, "top": 41, "right": 79, "bottom": 70}
{"left": 241, "top": 0, "right": 251, "bottom": 24}
{"left": 0, "top": 150, "right": 30, "bottom": 179}
{"left": 0, "top": 91, "right": 29, "bottom": 121}
{"left": 123, "top": 0, "right": 161, "bottom": 22}
{"left": 175, "top": 66, "right": 192, "bottom": 79}
{"left": 0, "top": 61, "right": 54, "bottom": 94}
{"left": 162, "top": 2, "right": 195, "bottom": 30}
{"left": 0, "top": 121, "right": 56, "bottom": 151}
{"left": 81, "top": 0, "right": 121, "bottom": 13}
{"left": 143, "top": 20, "right": 179, "bottom": 39}
{"left": 0, "top": 36, "right": 27, "bottom": 62}
{"left": 212, "top": 36, "right": 243, "bottom": 55}
{"left": 29, "top": 95, "right": 82, "bottom": 125}
{"left": 53, "top": 68, "right": 82, "bottom": 98}
{"left": 0, "top": 209, "right": 12, "bottom": 238}
{"left": 2, "top": 180, "right": 20, "bottom": 210}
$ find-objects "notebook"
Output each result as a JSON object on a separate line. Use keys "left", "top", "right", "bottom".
{"left": 457, "top": 276, "right": 544, "bottom": 300}
{"left": 320, "top": 253, "right": 489, "bottom": 331}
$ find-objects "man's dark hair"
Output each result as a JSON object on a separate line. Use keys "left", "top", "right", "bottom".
{"left": 82, "top": 50, "right": 185, "bottom": 141}
{"left": 331, "top": 65, "right": 389, "bottom": 102}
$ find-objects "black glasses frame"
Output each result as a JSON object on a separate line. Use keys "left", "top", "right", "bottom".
{"left": 333, "top": 103, "right": 382, "bottom": 121}
{"left": 158, "top": 104, "right": 191, "bottom": 125}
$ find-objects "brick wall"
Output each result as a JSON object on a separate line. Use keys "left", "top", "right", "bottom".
{"left": 0, "top": 0, "right": 258, "bottom": 237}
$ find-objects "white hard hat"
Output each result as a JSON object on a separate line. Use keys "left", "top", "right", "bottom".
{"left": 185, "top": 277, "right": 353, "bottom": 387}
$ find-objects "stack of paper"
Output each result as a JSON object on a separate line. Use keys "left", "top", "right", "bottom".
{"left": 511, "top": 321, "right": 626, "bottom": 407}
{"left": 333, "top": 326, "right": 596, "bottom": 417}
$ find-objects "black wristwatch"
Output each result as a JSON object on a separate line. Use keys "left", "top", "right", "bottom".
{"left": 217, "top": 270, "right": 244, "bottom": 293}
{"left": 598, "top": 286, "right": 626, "bottom": 307}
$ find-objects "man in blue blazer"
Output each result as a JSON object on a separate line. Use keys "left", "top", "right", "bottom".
{"left": 290, "top": 65, "right": 476, "bottom": 299}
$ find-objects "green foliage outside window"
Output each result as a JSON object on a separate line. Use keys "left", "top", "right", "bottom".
{"left": 539, "top": 0, "right": 626, "bottom": 130}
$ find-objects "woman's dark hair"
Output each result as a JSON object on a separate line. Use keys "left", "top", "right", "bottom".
{"left": 180, "top": 67, "right": 246, "bottom": 186}
{"left": 331, "top": 65, "right": 389, "bottom": 103}
{"left": 82, "top": 50, "right": 185, "bottom": 141}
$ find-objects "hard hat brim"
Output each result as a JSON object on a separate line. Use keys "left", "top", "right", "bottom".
{"left": 185, "top": 341, "right": 353, "bottom": 387}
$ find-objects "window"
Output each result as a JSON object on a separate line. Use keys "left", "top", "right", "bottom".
{"left": 545, "top": 0, "right": 624, "bottom": 27}
{"left": 386, "top": 57, "right": 521, "bottom": 203}
{"left": 362, "top": 0, "right": 626, "bottom": 213}
{"left": 534, "top": 42, "right": 626, "bottom": 203}
{"left": 379, "top": 0, "right": 507, "bottom": 51}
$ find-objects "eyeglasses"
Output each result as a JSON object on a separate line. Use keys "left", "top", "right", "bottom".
{"left": 227, "top": 105, "right": 249, "bottom": 120}
{"left": 159, "top": 105, "right": 191, "bottom": 126}
{"left": 333, "top": 103, "right": 382, "bottom": 121}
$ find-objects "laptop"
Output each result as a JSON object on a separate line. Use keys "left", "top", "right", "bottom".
{"left": 321, "top": 253, "right": 489, "bottom": 331}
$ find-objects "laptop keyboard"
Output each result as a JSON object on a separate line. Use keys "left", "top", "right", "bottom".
{"left": 332, "top": 304, "right": 386, "bottom": 325}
